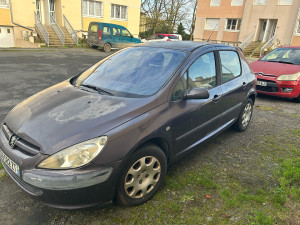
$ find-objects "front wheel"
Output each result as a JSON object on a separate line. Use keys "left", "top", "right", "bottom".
{"left": 103, "top": 43, "right": 111, "bottom": 53}
{"left": 233, "top": 98, "right": 253, "bottom": 132}
{"left": 116, "top": 144, "right": 167, "bottom": 206}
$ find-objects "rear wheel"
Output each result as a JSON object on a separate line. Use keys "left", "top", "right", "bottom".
{"left": 233, "top": 98, "right": 253, "bottom": 132}
{"left": 103, "top": 43, "right": 111, "bottom": 53}
{"left": 116, "top": 144, "right": 167, "bottom": 206}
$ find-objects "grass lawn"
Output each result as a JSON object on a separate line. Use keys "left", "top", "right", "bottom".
{"left": 92, "top": 128, "right": 300, "bottom": 224}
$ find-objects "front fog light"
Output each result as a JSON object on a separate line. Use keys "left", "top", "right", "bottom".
{"left": 38, "top": 136, "right": 108, "bottom": 169}
{"left": 282, "top": 88, "right": 293, "bottom": 93}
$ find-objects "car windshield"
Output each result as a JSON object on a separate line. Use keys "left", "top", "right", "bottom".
{"left": 260, "top": 48, "right": 300, "bottom": 65}
{"left": 79, "top": 47, "right": 186, "bottom": 97}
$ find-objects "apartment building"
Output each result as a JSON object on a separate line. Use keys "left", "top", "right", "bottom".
{"left": 194, "top": 0, "right": 300, "bottom": 55}
{"left": 0, "top": 0, "right": 141, "bottom": 48}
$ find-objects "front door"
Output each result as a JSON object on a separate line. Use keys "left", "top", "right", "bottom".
{"left": 259, "top": 21, "right": 267, "bottom": 41}
{"left": 170, "top": 50, "right": 224, "bottom": 155}
{"left": 112, "top": 27, "right": 121, "bottom": 48}
{"left": 121, "top": 28, "right": 133, "bottom": 47}
{"left": 36, "top": 0, "right": 41, "bottom": 20}
{"left": 49, "top": 0, "right": 55, "bottom": 24}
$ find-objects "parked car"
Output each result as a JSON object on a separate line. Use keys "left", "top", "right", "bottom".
{"left": 141, "top": 34, "right": 180, "bottom": 43}
{"left": 170, "top": 34, "right": 182, "bottom": 41}
{"left": 250, "top": 47, "right": 300, "bottom": 102}
{"left": 0, "top": 42, "right": 256, "bottom": 209}
{"left": 87, "top": 22, "right": 141, "bottom": 53}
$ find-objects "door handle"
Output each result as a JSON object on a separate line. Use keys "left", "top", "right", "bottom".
{"left": 213, "top": 94, "right": 221, "bottom": 103}
{"left": 242, "top": 82, "right": 247, "bottom": 89}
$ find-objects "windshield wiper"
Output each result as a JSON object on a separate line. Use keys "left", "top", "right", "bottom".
{"left": 80, "top": 84, "right": 114, "bottom": 96}
{"left": 267, "top": 60, "right": 295, "bottom": 65}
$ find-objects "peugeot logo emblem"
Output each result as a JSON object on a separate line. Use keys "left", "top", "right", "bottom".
{"left": 9, "top": 135, "right": 19, "bottom": 149}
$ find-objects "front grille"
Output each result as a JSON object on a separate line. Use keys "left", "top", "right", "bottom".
{"left": 2, "top": 161, "right": 43, "bottom": 196}
{"left": 2, "top": 124, "right": 40, "bottom": 156}
{"left": 256, "top": 79, "right": 279, "bottom": 93}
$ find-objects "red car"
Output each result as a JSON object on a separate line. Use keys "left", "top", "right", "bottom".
{"left": 250, "top": 47, "right": 300, "bottom": 102}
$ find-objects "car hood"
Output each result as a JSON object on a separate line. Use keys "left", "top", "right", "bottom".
{"left": 250, "top": 60, "right": 300, "bottom": 76}
{"left": 4, "top": 81, "right": 158, "bottom": 155}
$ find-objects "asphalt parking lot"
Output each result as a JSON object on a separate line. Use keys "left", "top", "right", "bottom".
{"left": 0, "top": 49, "right": 299, "bottom": 225}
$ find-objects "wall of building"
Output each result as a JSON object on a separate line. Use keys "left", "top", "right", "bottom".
{"left": 82, "top": 0, "right": 141, "bottom": 37}
{"left": 194, "top": 0, "right": 244, "bottom": 42}
{"left": 239, "top": 0, "right": 300, "bottom": 45}
{"left": 0, "top": 8, "right": 12, "bottom": 26}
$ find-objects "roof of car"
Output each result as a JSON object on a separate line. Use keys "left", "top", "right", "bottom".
{"left": 136, "top": 41, "right": 234, "bottom": 52}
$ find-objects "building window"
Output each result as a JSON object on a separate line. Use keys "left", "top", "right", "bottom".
{"left": 83, "top": 0, "right": 103, "bottom": 18}
{"left": 0, "top": 0, "right": 9, "bottom": 8}
{"left": 231, "top": 0, "right": 243, "bottom": 6}
{"left": 205, "top": 18, "right": 220, "bottom": 30}
{"left": 210, "top": 0, "right": 221, "bottom": 6}
{"left": 254, "top": 0, "right": 266, "bottom": 5}
{"left": 111, "top": 4, "right": 128, "bottom": 20}
{"left": 226, "top": 19, "right": 241, "bottom": 31}
{"left": 278, "top": 0, "right": 293, "bottom": 5}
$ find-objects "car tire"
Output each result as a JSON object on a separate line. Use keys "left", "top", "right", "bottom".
{"left": 103, "top": 43, "right": 112, "bottom": 53}
{"left": 116, "top": 144, "right": 167, "bottom": 206}
{"left": 294, "top": 94, "right": 300, "bottom": 103}
{"left": 233, "top": 98, "right": 253, "bottom": 132}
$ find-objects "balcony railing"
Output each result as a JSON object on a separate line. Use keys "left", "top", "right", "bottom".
{"left": 63, "top": 15, "right": 78, "bottom": 45}
{"left": 34, "top": 11, "right": 49, "bottom": 46}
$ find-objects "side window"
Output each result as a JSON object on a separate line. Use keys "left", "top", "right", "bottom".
{"left": 113, "top": 27, "right": 121, "bottom": 36}
{"left": 219, "top": 51, "right": 241, "bottom": 83}
{"left": 90, "top": 25, "right": 98, "bottom": 32}
{"left": 102, "top": 26, "right": 111, "bottom": 35}
{"left": 172, "top": 73, "right": 187, "bottom": 101}
{"left": 188, "top": 52, "right": 216, "bottom": 90}
{"left": 122, "top": 29, "right": 131, "bottom": 37}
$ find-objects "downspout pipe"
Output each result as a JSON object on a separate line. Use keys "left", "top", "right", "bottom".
{"left": 9, "top": 0, "right": 33, "bottom": 31}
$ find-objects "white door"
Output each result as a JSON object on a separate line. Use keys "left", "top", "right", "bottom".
{"left": 259, "top": 21, "right": 267, "bottom": 42}
{"left": 49, "top": 0, "right": 55, "bottom": 24}
{"left": 36, "top": 0, "right": 42, "bottom": 20}
{"left": 0, "top": 27, "right": 14, "bottom": 48}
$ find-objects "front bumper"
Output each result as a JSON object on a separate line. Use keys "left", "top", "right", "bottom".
{"left": 0, "top": 128, "right": 122, "bottom": 209}
{"left": 256, "top": 75, "right": 300, "bottom": 99}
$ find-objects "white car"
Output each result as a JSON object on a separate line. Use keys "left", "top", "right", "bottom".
{"left": 141, "top": 34, "right": 180, "bottom": 43}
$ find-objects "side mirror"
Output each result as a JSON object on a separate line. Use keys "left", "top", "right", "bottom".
{"left": 130, "top": 35, "right": 133, "bottom": 38}
{"left": 183, "top": 88, "right": 210, "bottom": 100}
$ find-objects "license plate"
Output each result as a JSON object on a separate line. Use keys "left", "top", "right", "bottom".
{"left": 0, "top": 149, "right": 20, "bottom": 177}
{"left": 257, "top": 81, "right": 267, "bottom": 86}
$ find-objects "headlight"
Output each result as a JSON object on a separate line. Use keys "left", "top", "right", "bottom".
{"left": 276, "top": 72, "right": 300, "bottom": 81}
{"left": 37, "top": 136, "right": 108, "bottom": 169}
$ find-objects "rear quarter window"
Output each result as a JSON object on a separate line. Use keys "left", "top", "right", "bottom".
{"left": 102, "top": 26, "right": 110, "bottom": 35}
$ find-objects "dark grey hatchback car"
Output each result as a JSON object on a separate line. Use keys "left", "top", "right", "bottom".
{"left": 0, "top": 42, "right": 256, "bottom": 209}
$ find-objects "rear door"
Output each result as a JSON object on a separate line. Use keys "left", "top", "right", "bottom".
{"left": 88, "top": 23, "right": 99, "bottom": 45}
{"left": 112, "top": 26, "right": 121, "bottom": 48}
{"left": 101, "top": 25, "right": 112, "bottom": 44}
{"left": 217, "top": 49, "right": 248, "bottom": 123}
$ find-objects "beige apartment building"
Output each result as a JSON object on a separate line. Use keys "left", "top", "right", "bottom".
{"left": 194, "top": 0, "right": 300, "bottom": 56}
